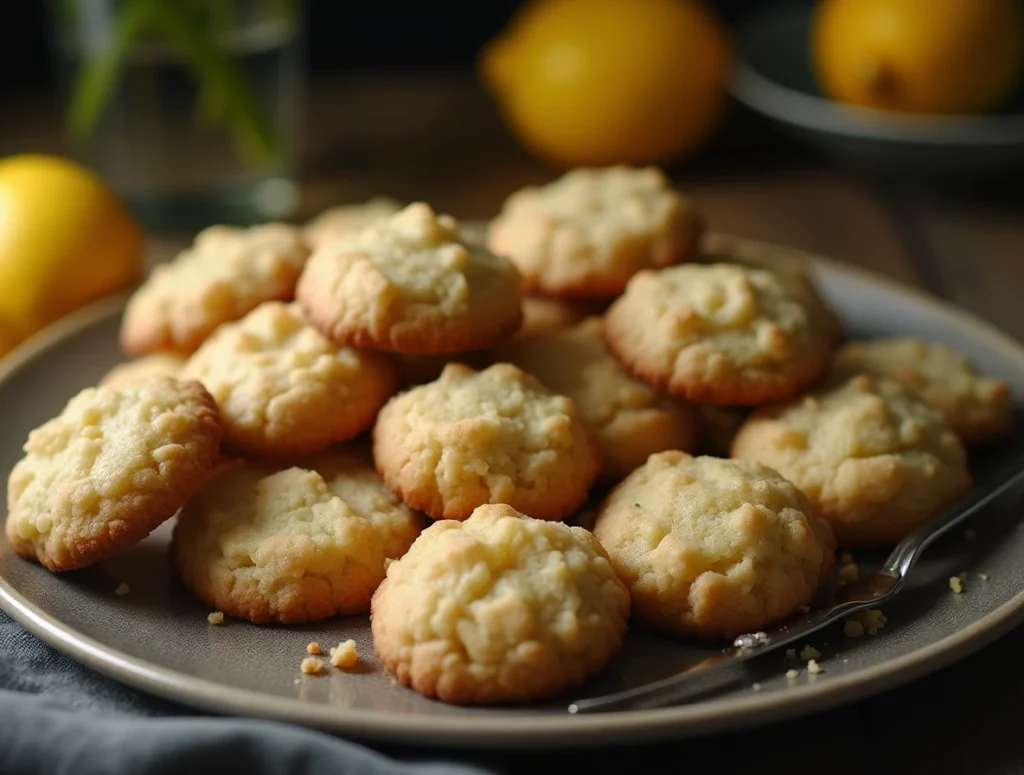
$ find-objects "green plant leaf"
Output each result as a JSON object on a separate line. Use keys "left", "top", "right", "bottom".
{"left": 66, "top": 0, "right": 160, "bottom": 140}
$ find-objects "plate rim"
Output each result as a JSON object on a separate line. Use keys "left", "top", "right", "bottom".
{"left": 1, "top": 239, "right": 1023, "bottom": 748}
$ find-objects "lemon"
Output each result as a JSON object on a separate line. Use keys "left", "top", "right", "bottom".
{"left": 480, "top": 0, "right": 731, "bottom": 167}
{"left": 0, "top": 154, "right": 143, "bottom": 352}
{"left": 812, "top": 0, "right": 1024, "bottom": 115}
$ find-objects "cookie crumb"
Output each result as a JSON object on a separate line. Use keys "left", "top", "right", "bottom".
{"left": 300, "top": 657, "right": 325, "bottom": 675}
{"left": 751, "top": 682, "right": 762, "bottom": 692}
{"left": 843, "top": 658, "right": 849, "bottom": 664}
{"left": 785, "top": 669, "right": 800, "bottom": 680}
{"left": 839, "top": 551, "right": 854, "bottom": 564}
{"left": 799, "top": 645, "right": 821, "bottom": 661}
{"left": 949, "top": 576, "right": 964, "bottom": 594}
{"left": 785, "top": 648, "right": 797, "bottom": 659}
{"left": 329, "top": 639, "right": 359, "bottom": 669}
{"left": 114, "top": 582, "right": 130, "bottom": 596}
{"left": 979, "top": 572, "right": 990, "bottom": 581}
{"left": 964, "top": 528, "right": 977, "bottom": 540}
{"left": 207, "top": 611, "right": 224, "bottom": 625}
{"left": 293, "top": 678, "right": 300, "bottom": 685}
{"left": 807, "top": 659, "right": 823, "bottom": 675}
{"left": 306, "top": 642, "right": 321, "bottom": 655}
{"left": 838, "top": 562, "right": 859, "bottom": 583}
{"left": 844, "top": 620, "right": 865, "bottom": 639}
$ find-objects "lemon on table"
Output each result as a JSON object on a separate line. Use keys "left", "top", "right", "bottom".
{"left": 479, "top": 0, "right": 731, "bottom": 167}
{"left": 0, "top": 154, "right": 143, "bottom": 353}
{"left": 812, "top": 0, "right": 1024, "bottom": 115}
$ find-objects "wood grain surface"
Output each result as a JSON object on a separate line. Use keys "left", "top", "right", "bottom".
{"left": 4, "top": 73, "right": 1024, "bottom": 775}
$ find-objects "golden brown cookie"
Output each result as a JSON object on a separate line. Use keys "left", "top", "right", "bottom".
{"left": 830, "top": 337, "right": 1014, "bottom": 445}
{"left": 372, "top": 362, "right": 599, "bottom": 521}
{"left": 487, "top": 166, "right": 702, "bottom": 298}
{"left": 731, "top": 375, "right": 973, "bottom": 547}
{"left": 370, "top": 503, "right": 630, "bottom": 704}
{"left": 121, "top": 223, "right": 309, "bottom": 356}
{"left": 6, "top": 378, "right": 222, "bottom": 571}
{"left": 99, "top": 352, "right": 187, "bottom": 388}
{"left": 171, "top": 449, "right": 422, "bottom": 624}
{"left": 303, "top": 196, "right": 403, "bottom": 251}
{"left": 296, "top": 202, "right": 523, "bottom": 354}
{"left": 180, "top": 301, "right": 394, "bottom": 456}
{"left": 496, "top": 317, "right": 696, "bottom": 481}
{"left": 604, "top": 262, "right": 836, "bottom": 404}
{"left": 592, "top": 451, "right": 835, "bottom": 640}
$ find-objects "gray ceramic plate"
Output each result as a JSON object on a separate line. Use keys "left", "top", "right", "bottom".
{"left": 1, "top": 235, "right": 1023, "bottom": 749}
{"left": 730, "top": 4, "right": 1024, "bottom": 178}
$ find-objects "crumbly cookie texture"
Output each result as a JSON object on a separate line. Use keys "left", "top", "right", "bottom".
{"left": 296, "top": 202, "right": 523, "bottom": 354}
{"left": 515, "top": 296, "right": 604, "bottom": 341}
{"left": 6, "top": 378, "right": 222, "bottom": 571}
{"left": 730, "top": 375, "right": 972, "bottom": 547}
{"left": 171, "top": 457, "right": 414, "bottom": 624}
{"left": 99, "top": 352, "right": 187, "bottom": 388}
{"left": 120, "top": 223, "right": 310, "bottom": 356}
{"left": 303, "top": 196, "right": 403, "bottom": 251}
{"left": 496, "top": 317, "right": 696, "bottom": 481}
{"left": 181, "top": 301, "right": 394, "bottom": 456}
{"left": 373, "top": 362, "right": 599, "bottom": 521}
{"left": 487, "top": 166, "right": 702, "bottom": 298}
{"left": 592, "top": 451, "right": 835, "bottom": 640}
{"left": 604, "top": 262, "right": 836, "bottom": 405}
{"left": 830, "top": 337, "right": 1013, "bottom": 445}
{"left": 370, "top": 503, "right": 630, "bottom": 704}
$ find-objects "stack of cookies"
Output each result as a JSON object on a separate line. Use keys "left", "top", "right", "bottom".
{"left": 4, "top": 165, "right": 1014, "bottom": 707}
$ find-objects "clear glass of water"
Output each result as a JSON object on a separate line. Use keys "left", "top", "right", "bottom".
{"left": 48, "top": 0, "right": 304, "bottom": 232}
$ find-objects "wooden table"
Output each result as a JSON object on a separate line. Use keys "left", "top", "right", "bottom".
{"left": 4, "top": 74, "right": 1024, "bottom": 774}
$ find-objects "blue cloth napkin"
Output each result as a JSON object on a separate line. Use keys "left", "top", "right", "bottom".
{"left": 0, "top": 611, "right": 499, "bottom": 775}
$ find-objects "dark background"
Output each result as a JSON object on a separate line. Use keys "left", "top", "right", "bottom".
{"left": 0, "top": 0, "right": 764, "bottom": 93}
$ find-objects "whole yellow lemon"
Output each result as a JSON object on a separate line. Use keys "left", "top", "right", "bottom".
{"left": 480, "top": 0, "right": 731, "bottom": 167}
{"left": 0, "top": 154, "right": 143, "bottom": 351}
{"left": 812, "top": 0, "right": 1024, "bottom": 114}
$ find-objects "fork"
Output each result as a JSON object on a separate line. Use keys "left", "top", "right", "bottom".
{"left": 568, "top": 453, "right": 1024, "bottom": 714}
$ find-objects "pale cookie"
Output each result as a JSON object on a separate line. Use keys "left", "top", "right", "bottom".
{"left": 6, "top": 378, "right": 222, "bottom": 571}
{"left": 99, "top": 352, "right": 187, "bottom": 388}
{"left": 171, "top": 455, "right": 420, "bottom": 624}
{"left": 372, "top": 362, "right": 599, "bottom": 521}
{"left": 303, "top": 196, "right": 403, "bottom": 251}
{"left": 830, "top": 337, "right": 1014, "bottom": 445}
{"left": 370, "top": 503, "right": 630, "bottom": 704}
{"left": 121, "top": 223, "right": 310, "bottom": 356}
{"left": 487, "top": 166, "right": 702, "bottom": 298}
{"left": 515, "top": 296, "right": 604, "bottom": 341}
{"left": 604, "top": 262, "right": 836, "bottom": 405}
{"left": 181, "top": 301, "right": 394, "bottom": 456}
{"left": 731, "top": 375, "right": 972, "bottom": 547}
{"left": 592, "top": 451, "right": 835, "bottom": 640}
{"left": 297, "top": 202, "right": 523, "bottom": 354}
{"left": 496, "top": 317, "right": 696, "bottom": 482}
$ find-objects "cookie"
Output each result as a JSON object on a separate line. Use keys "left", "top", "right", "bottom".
{"left": 303, "top": 196, "right": 403, "bottom": 251}
{"left": 516, "top": 296, "right": 604, "bottom": 341}
{"left": 592, "top": 451, "right": 835, "bottom": 641}
{"left": 99, "top": 352, "right": 187, "bottom": 388}
{"left": 372, "top": 362, "right": 599, "bottom": 521}
{"left": 496, "top": 317, "right": 696, "bottom": 481}
{"left": 171, "top": 450, "right": 422, "bottom": 624}
{"left": 830, "top": 337, "right": 1013, "bottom": 445}
{"left": 121, "top": 223, "right": 309, "bottom": 356}
{"left": 486, "top": 166, "right": 702, "bottom": 298}
{"left": 604, "top": 262, "right": 836, "bottom": 405}
{"left": 730, "top": 375, "right": 972, "bottom": 547}
{"left": 296, "top": 202, "right": 523, "bottom": 354}
{"left": 181, "top": 301, "right": 394, "bottom": 457}
{"left": 370, "top": 503, "right": 630, "bottom": 704}
{"left": 6, "top": 378, "right": 222, "bottom": 571}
